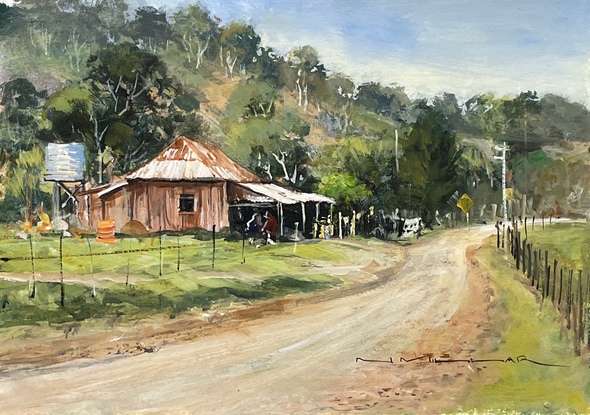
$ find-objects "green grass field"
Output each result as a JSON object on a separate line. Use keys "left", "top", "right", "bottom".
{"left": 515, "top": 221, "right": 590, "bottom": 272}
{"left": 0, "top": 229, "right": 362, "bottom": 329}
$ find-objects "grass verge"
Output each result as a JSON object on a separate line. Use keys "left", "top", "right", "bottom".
{"left": 462, "top": 235, "right": 590, "bottom": 414}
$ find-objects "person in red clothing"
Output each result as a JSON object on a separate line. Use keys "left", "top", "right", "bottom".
{"left": 260, "top": 211, "right": 278, "bottom": 244}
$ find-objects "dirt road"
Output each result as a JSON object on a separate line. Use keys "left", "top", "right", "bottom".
{"left": 0, "top": 226, "right": 495, "bottom": 414}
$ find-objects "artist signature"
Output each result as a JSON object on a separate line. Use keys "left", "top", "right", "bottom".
{"left": 356, "top": 354, "right": 568, "bottom": 368}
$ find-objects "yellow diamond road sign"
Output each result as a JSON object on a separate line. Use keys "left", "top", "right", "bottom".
{"left": 457, "top": 193, "right": 473, "bottom": 214}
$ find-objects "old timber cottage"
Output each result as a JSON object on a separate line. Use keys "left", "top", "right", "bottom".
{"left": 76, "top": 136, "right": 335, "bottom": 237}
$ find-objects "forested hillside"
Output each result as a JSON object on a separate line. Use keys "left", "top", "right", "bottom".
{"left": 1, "top": 0, "right": 590, "bottom": 224}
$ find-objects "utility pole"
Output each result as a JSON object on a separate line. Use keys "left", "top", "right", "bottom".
{"left": 494, "top": 142, "right": 508, "bottom": 223}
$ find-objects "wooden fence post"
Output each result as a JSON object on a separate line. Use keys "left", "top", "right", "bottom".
{"left": 558, "top": 268, "right": 563, "bottom": 307}
{"left": 60, "top": 233, "right": 65, "bottom": 308}
{"left": 551, "top": 259, "right": 557, "bottom": 303}
{"left": 506, "top": 227, "right": 510, "bottom": 256}
{"left": 177, "top": 236, "right": 181, "bottom": 272}
{"left": 533, "top": 250, "right": 538, "bottom": 288}
{"left": 28, "top": 235, "right": 35, "bottom": 299}
{"left": 514, "top": 233, "right": 520, "bottom": 270}
{"left": 541, "top": 264, "right": 549, "bottom": 311}
{"left": 241, "top": 229, "right": 246, "bottom": 264}
{"left": 496, "top": 222, "right": 500, "bottom": 248}
{"left": 536, "top": 249, "right": 544, "bottom": 291}
{"left": 543, "top": 251, "right": 551, "bottom": 298}
{"left": 567, "top": 270, "right": 573, "bottom": 330}
{"left": 526, "top": 244, "right": 534, "bottom": 281}
{"left": 573, "top": 283, "right": 580, "bottom": 356}
{"left": 522, "top": 237, "right": 527, "bottom": 276}
{"left": 212, "top": 224, "right": 216, "bottom": 269}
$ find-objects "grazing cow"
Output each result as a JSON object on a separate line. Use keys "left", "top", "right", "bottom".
{"left": 371, "top": 212, "right": 423, "bottom": 240}
{"left": 401, "top": 217, "right": 423, "bottom": 238}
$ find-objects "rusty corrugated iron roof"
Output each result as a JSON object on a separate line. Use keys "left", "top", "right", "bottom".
{"left": 126, "top": 136, "right": 261, "bottom": 182}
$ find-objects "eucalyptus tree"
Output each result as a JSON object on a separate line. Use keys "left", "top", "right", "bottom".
{"left": 219, "top": 23, "right": 261, "bottom": 79}
{"left": 128, "top": 6, "right": 172, "bottom": 53}
{"left": 41, "top": 44, "right": 181, "bottom": 183}
{"left": 286, "top": 46, "right": 327, "bottom": 112}
{"left": 325, "top": 73, "right": 357, "bottom": 135}
{"left": 172, "top": 4, "right": 218, "bottom": 69}
{"left": 0, "top": 78, "right": 48, "bottom": 218}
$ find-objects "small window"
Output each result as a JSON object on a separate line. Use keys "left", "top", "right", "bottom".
{"left": 179, "top": 194, "right": 195, "bottom": 212}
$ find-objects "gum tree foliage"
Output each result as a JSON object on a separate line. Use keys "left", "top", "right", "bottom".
{"left": 0, "top": 3, "right": 20, "bottom": 36}
{"left": 93, "top": 0, "right": 129, "bottom": 46}
{"left": 0, "top": 1, "right": 128, "bottom": 80}
{"left": 0, "top": 78, "right": 46, "bottom": 158}
{"left": 127, "top": 6, "right": 172, "bottom": 53}
{"left": 5, "top": 146, "right": 52, "bottom": 218}
{"left": 255, "top": 47, "right": 284, "bottom": 87}
{"left": 431, "top": 93, "right": 468, "bottom": 134}
{"left": 222, "top": 81, "right": 314, "bottom": 188}
{"left": 464, "top": 93, "right": 509, "bottom": 137}
{"left": 314, "top": 137, "right": 382, "bottom": 212}
{"left": 0, "top": 79, "right": 50, "bottom": 218}
{"left": 355, "top": 82, "right": 412, "bottom": 121}
{"left": 324, "top": 73, "right": 358, "bottom": 135}
{"left": 220, "top": 23, "right": 261, "bottom": 79}
{"left": 172, "top": 4, "right": 218, "bottom": 69}
{"left": 315, "top": 172, "right": 370, "bottom": 212}
{"left": 286, "top": 46, "right": 327, "bottom": 112}
{"left": 41, "top": 43, "right": 201, "bottom": 183}
{"left": 501, "top": 90, "right": 541, "bottom": 153}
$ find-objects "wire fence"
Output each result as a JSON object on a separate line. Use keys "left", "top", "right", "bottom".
{"left": 499, "top": 217, "right": 590, "bottom": 356}
{"left": 0, "top": 228, "right": 228, "bottom": 305}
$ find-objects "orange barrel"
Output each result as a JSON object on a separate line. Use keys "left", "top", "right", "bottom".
{"left": 96, "top": 219, "right": 117, "bottom": 244}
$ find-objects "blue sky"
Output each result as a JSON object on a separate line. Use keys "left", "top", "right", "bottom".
{"left": 5, "top": 0, "right": 590, "bottom": 104}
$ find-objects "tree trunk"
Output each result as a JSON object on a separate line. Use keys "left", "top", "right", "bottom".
{"left": 182, "top": 34, "right": 193, "bottom": 63}
{"left": 195, "top": 37, "right": 210, "bottom": 69}
{"left": 226, "top": 52, "right": 237, "bottom": 79}
{"left": 296, "top": 76, "right": 303, "bottom": 107}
